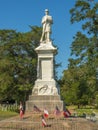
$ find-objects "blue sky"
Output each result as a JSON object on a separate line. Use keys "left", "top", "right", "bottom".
{"left": 0, "top": 0, "right": 83, "bottom": 78}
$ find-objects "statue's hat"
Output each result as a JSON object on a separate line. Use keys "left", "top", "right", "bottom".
{"left": 45, "top": 9, "right": 49, "bottom": 12}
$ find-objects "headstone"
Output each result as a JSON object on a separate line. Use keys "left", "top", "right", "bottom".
{"left": 26, "top": 9, "right": 63, "bottom": 112}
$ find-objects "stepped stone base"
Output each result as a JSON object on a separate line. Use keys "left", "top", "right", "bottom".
{"left": 26, "top": 95, "right": 63, "bottom": 112}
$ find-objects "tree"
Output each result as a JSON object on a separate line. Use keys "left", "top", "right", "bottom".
{"left": 60, "top": 0, "right": 98, "bottom": 107}
{"left": 0, "top": 26, "right": 41, "bottom": 103}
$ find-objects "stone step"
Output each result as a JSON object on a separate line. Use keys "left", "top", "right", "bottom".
{"left": 26, "top": 100, "right": 63, "bottom": 112}
{"left": 26, "top": 95, "right": 63, "bottom": 112}
{"left": 29, "top": 95, "right": 61, "bottom": 100}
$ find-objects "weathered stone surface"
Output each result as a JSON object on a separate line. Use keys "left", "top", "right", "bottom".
{"left": 26, "top": 10, "right": 63, "bottom": 112}
{"left": 32, "top": 42, "right": 59, "bottom": 96}
{"left": 26, "top": 95, "right": 63, "bottom": 112}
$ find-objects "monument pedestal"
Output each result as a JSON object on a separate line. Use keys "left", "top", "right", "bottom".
{"left": 26, "top": 95, "right": 63, "bottom": 112}
{"left": 26, "top": 42, "right": 63, "bottom": 112}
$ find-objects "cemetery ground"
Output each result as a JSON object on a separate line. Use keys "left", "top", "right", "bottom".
{"left": 0, "top": 106, "right": 98, "bottom": 130}
{"left": 0, "top": 110, "right": 18, "bottom": 121}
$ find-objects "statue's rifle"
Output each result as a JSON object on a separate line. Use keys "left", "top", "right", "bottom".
{"left": 40, "top": 18, "right": 47, "bottom": 42}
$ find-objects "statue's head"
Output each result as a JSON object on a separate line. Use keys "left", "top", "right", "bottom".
{"left": 45, "top": 9, "right": 49, "bottom": 15}
{"left": 45, "top": 9, "right": 49, "bottom": 12}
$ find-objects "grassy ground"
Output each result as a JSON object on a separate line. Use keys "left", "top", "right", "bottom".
{"left": 0, "top": 111, "right": 98, "bottom": 130}
{"left": 0, "top": 105, "right": 98, "bottom": 120}
{"left": 67, "top": 105, "right": 98, "bottom": 116}
{"left": 0, "top": 110, "right": 18, "bottom": 120}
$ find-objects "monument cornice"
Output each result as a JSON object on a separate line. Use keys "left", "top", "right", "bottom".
{"left": 35, "top": 42, "right": 57, "bottom": 54}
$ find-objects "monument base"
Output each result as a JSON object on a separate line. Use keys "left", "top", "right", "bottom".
{"left": 32, "top": 79, "right": 59, "bottom": 95}
{"left": 26, "top": 95, "right": 63, "bottom": 112}
{"left": 26, "top": 41, "right": 64, "bottom": 112}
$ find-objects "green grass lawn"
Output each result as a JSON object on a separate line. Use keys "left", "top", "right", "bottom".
{"left": 67, "top": 105, "right": 98, "bottom": 116}
{"left": 0, "top": 110, "right": 18, "bottom": 120}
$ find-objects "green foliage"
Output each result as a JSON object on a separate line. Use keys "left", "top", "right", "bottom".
{"left": 60, "top": 0, "right": 98, "bottom": 106}
{"left": 95, "top": 91, "right": 98, "bottom": 108}
{"left": 0, "top": 26, "right": 41, "bottom": 103}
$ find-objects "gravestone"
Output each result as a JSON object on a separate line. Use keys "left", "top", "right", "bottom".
{"left": 26, "top": 9, "right": 63, "bottom": 112}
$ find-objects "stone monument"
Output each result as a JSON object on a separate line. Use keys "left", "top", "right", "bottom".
{"left": 26, "top": 9, "right": 63, "bottom": 112}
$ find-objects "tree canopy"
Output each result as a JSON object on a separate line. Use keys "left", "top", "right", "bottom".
{"left": 60, "top": 0, "right": 98, "bottom": 107}
{"left": 0, "top": 26, "right": 41, "bottom": 103}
